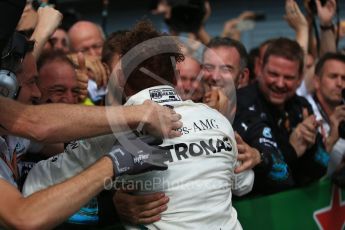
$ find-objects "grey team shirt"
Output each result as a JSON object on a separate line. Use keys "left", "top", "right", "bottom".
{"left": 0, "top": 136, "right": 42, "bottom": 188}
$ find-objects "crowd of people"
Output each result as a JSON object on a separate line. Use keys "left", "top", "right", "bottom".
{"left": 0, "top": 0, "right": 344, "bottom": 229}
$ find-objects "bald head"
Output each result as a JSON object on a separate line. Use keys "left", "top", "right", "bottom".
{"left": 68, "top": 21, "right": 104, "bottom": 56}
{"left": 176, "top": 56, "right": 204, "bottom": 102}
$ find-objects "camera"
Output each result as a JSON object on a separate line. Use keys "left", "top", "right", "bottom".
{"left": 150, "top": 0, "right": 206, "bottom": 33}
{"left": 31, "top": 0, "right": 42, "bottom": 11}
{"left": 167, "top": 0, "right": 206, "bottom": 33}
{"left": 338, "top": 88, "right": 345, "bottom": 139}
{"left": 308, "top": 0, "right": 328, "bottom": 15}
{"left": 149, "top": 0, "right": 206, "bottom": 33}
{"left": 252, "top": 13, "right": 266, "bottom": 22}
{"left": 30, "top": 0, "right": 55, "bottom": 11}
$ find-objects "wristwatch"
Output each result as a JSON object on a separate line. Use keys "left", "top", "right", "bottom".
{"left": 320, "top": 24, "right": 335, "bottom": 32}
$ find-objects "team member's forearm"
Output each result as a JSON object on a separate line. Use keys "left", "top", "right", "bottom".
{"left": 7, "top": 157, "right": 113, "bottom": 230}
{"left": 197, "top": 26, "right": 211, "bottom": 45}
{"left": 0, "top": 99, "right": 110, "bottom": 142}
{"left": 30, "top": 7, "right": 63, "bottom": 60}
{"left": 320, "top": 29, "right": 336, "bottom": 56}
{"left": 0, "top": 97, "right": 149, "bottom": 143}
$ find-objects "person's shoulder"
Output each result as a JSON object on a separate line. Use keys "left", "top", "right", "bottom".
{"left": 235, "top": 83, "right": 262, "bottom": 116}
{"left": 177, "top": 99, "right": 232, "bottom": 120}
{"left": 294, "top": 94, "right": 310, "bottom": 104}
{"left": 176, "top": 100, "right": 215, "bottom": 112}
{"left": 190, "top": 101, "right": 228, "bottom": 116}
{"left": 0, "top": 159, "right": 17, "bottom": 187}
{"left": 182, "top": 101, "right": 234, "bottom": 132}
{"left": 292, "top": 94, "right": 314, "bottom": 111}
{"left": 237, "top": 83, "right": 259, "bottom": 107}
{"left": 237, "top": 83, "right": 257, "bottom": 97}
{"left": 286, "top": 94, "right": 315, "bottom": 119}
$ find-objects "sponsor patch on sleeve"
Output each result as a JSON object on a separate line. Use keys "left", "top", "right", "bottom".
{"left": 262, "top": 127, "right": 273, "bottom": 138}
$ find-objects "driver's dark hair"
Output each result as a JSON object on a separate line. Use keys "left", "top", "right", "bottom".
{"left": 120, "top": 20, "right": 184, "bottom": 93}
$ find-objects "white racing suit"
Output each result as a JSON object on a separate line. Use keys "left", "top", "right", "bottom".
{"left": 23, "top": 85, "right": 254, "bottom": 230}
